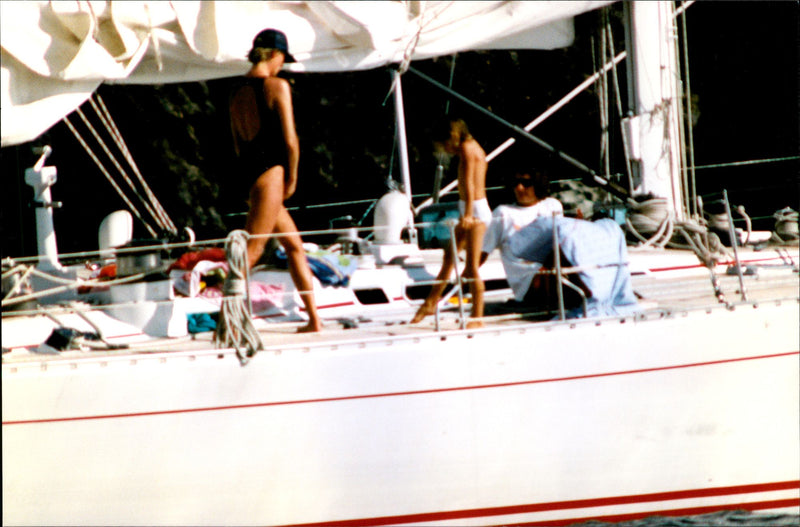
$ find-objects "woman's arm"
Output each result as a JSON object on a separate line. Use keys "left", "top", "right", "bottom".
{"left": 267, "top": 77, "right": 300, "bottom": 199}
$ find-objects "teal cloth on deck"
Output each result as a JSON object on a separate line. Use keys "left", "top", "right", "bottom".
{"left": 187, "top": 312, "right": 218, "bottom": 333}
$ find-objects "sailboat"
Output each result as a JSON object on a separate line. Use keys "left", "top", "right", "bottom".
{"left": 2, "top": 2, "right": 798, "bottom": 526}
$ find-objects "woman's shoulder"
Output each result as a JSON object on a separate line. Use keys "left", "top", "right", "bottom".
{"left": 263, "top": 75, "right": 290, "bottom": 90}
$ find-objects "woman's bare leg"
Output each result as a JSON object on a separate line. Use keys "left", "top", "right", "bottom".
{"left": 274, "top": 207, "right": 322, "bottom": 332}
{"left": 245, "top": 168, "right": 284, "bottom": 269}
{"left": 463, "top": 222, "right": 486, "bottom": 328}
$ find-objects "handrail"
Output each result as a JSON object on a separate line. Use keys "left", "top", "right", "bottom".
{"left": 558, "top": 278, "right": 588, "bottom": 319}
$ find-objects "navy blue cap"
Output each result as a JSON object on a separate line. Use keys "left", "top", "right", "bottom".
{"left": 252, "top": 29, "right": 296, "bottom": 63}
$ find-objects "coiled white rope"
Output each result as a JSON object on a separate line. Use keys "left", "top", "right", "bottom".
{"left": 213, "top": 230, "right": 262, "bottom": 365}
{"left": 773, "top": 207, "right": 799, "bottom": 243}
{"left": 626, "top": 197, "right": 674, "bottom": 248}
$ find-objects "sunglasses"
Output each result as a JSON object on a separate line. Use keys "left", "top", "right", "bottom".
{"left": 511, "top": 178, "right": 535, "bottom": 188}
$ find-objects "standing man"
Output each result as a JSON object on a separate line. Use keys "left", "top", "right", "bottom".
{"left": 229, "top": 29, "right": 321, "bottom": 332}
{"left": 411, "top": 119, "right": 490, "bottom": 328}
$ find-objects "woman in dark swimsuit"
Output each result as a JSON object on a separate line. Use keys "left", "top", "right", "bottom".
{"left": 229, "top": 29, "right": 321, "bottom": 332}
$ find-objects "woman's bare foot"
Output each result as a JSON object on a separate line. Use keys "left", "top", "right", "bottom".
{"left": 466, "top": 319, "right": 484, "bottom": 329}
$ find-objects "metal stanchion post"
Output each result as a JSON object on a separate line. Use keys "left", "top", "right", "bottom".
{"left": 552, "top": 213, "right": 566, "bottom": 320}
{"left": 448, "top": 220, "right": 466, "bottom": 329}
{"left": 723, "top": 190, "right": 748, "bottom": 301}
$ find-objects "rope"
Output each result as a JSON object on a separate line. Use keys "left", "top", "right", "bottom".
{"left": 671, "top": 220, "right": 730, "bottom": 305}
{"left": 2, "top": 265, "right": 33, "bottom": 301}
{"left": 626, "top": 198, "right": 674, "bottom": 248}
{"left": 773, "top": 207, "right": 799, "bottom": 244}
{"left": 1, "top": 267, "right": 150, "bottom": 307}
{"left": 624, "top": 195, "right": 735, "bottom": 306}
{"left": 213, "top": 230, "right": 263, "bottom": 366}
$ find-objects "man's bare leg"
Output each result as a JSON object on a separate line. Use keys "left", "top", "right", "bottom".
{"left": 411, "top": 232, "right": 465, "bottom": 323}
{"left": 464, "top": 222, "right": 486, "bottom": 329}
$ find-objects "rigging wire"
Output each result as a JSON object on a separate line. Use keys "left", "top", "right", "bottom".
{"left": 445, "top": 53, "right": 457, "bottom": 116}
{"left": 91, "top": 95, "right": 177, "bottom": 233}
{"left": 413, "top": 52, "right": 628, "bottom": 214}
{"left": 692, "top": 156, "right": 800, "bottom": 170}
{"left": 604, "top": 20, "right": 633, "bottom": 190}
{"left": 593, "top": 9, "right": 611, "bottom": 178}
{"left": 74, "top": 106, "right": 167, "bottom": 233}
{"left": 63, "top": 115, "right": 159, "bottom": 239}
{"left": 672, "top": 3, "right": 692, "bottom": 219}
{"left": 62, "top": 93, "right": 179, "bottom": 238}
{"left": 677, "top": 1, "right": 698, "bottom": 218}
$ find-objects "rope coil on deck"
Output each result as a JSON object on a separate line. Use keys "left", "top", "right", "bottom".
{"left": 213, "top": 230, "right": 262, "bottom": 365}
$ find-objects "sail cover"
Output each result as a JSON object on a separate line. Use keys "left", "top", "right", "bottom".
{"left": 1, "top": 1, "right": 612, "bottom": 146}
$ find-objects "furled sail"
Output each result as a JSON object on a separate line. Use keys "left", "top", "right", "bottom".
{"left": 1, "top": 1, "right": 612, "bottom": 146}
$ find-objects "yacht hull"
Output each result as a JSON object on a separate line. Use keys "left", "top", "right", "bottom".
{"left": 4, "top": 299, "right": 798, "bottom": 526}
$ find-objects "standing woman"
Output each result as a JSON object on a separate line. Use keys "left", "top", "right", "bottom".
{"left": 229, "top": 29, "right": 321, "bottom": 332}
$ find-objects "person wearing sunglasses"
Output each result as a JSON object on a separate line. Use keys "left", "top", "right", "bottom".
{"left": 508, "top": 214, "right": 638, "bottom": 318}
{"left": 479, "top": 165, "right": 563, "bottom": 306}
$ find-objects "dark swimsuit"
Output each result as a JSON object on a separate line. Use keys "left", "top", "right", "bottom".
{"left": 232, "top": 77, "right": 288, "bottom": 185}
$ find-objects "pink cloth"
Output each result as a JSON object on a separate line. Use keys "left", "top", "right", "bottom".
{"left": 200, "top": 281, "right": 285, "bottom": 315}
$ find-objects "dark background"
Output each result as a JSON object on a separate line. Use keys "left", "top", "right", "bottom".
{"left": 2, "top": 1, "right": 797, "bottom": 259}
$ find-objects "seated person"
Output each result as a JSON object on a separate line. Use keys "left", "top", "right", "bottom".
{"left": 509, "top": 216, "right": 639, "bottom": 318}
{"left": 480, "top": 165, "right": 564, "bottom": 304}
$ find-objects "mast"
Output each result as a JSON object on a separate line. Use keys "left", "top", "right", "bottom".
{"left": 624, "top": 1, "right": 686, "bottom": 220}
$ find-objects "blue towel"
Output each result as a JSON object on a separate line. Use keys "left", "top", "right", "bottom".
{"left": 187, "top": 312, "right": 218, "bottom": 333}
{"left": 510, "top": 217, "right": 638, "bottom": 318}
{"left": 274, "top": 249, "right": 358, "bottom": 287}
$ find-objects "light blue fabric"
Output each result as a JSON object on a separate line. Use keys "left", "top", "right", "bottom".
{"left": 274, "top": 248, "right": 358, "bottom": 287}
{"left": 509, "top": 217, "right": 638, "bottom": 318}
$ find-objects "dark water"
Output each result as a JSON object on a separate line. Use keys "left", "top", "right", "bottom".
{"left": 569, "top": 510, "right": 799, "bottom": 527}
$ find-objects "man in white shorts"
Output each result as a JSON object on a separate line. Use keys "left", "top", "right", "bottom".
{"left": 480, "top": 167, "right": 563, "bottom": 303}
{"left": 412, "top": 118, "right": 489, "bottom": 327}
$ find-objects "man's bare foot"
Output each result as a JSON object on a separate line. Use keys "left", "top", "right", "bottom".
{"left": 410, "top": 302, "right": 436, "bottom": 324}
{"left": 297, "top": 321, "right": 322, "bottom": 333}
{"left": 466, "top": 319, "right": 484, "bottom": 329}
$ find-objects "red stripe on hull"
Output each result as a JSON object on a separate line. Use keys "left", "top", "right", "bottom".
{"left": 3, "top": 351, "right": 798, "bottom": 426}
{"left": 512, "top": 498, "right": 800, "bottom": 527}
{"left": 648, "top": 256, "right": 787, "bottom": 273}
{"left": 285, "top": 482, "right": 800, "bottom": 527}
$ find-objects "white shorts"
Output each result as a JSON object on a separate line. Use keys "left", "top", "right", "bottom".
{"left": 459, "top": 198, "right": 493, "bottom": 227}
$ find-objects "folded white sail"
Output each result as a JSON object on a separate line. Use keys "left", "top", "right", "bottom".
{"left": 1, "top": 0, "right": 612, "bottom": 146}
